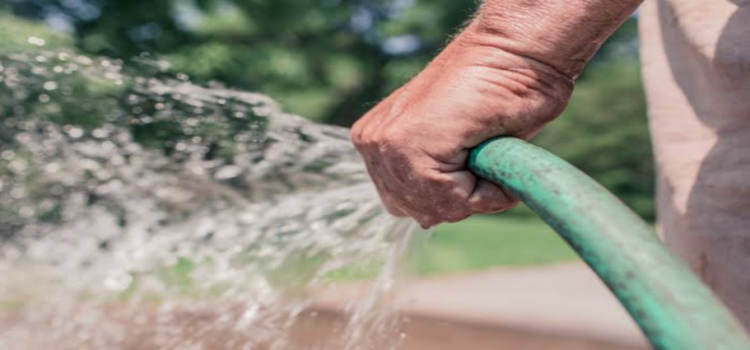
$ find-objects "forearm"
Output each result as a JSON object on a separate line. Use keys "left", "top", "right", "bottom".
{"left": 471, "top": 0, "right": 643, "bottom": 78}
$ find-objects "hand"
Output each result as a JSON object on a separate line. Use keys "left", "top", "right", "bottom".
{"left": 351, "top": 22, "right": 574, "bottom": 228}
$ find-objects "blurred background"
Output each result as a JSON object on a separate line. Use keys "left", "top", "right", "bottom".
{"left": 0, "top": 0, "right": 652, "bottom": 275}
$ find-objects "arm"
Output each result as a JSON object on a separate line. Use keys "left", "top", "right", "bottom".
{"left": 352, "top": 0, "right": 643, "bottom": 228}
{"left": 474, "top": 0, "right": 642, "bottom": 78}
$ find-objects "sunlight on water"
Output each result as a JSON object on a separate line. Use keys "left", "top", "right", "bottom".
{"left": 0, "top": 43, "right": 422, "bottom": 349}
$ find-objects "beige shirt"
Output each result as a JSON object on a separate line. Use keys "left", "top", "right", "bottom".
{"left": 640, "top": 0, "right": 750, "bottom": 328}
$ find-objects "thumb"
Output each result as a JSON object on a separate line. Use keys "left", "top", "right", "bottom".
{"left": 467, "top": 178, "right": 519, "bottom": 214}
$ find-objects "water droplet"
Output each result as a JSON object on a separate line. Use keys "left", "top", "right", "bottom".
{"left": 1, "top": 150, "right": 15, "bottom": 160}
{"left": 43, "top": 81, "right": 58, "bottom": 91}
{"left": 76, "top": 55, "right": 93, "bottom": 65}
{"left": 27, "top": 36, "right": 46, "bottom": 46}
{"left": 64, "top": 126, "right": 84, "bottom": 139}
{"left": 31, "top": 66, "right": 46, "bottom": 75}
{"left": 10, "top": 187, "right": 25, "bottom": 199}
{"left": 92, "top": 129, "right": 109, "bottom": 138}
{"left": 214, "top": 166, "right": 242, "bottom": 180}
{"left": 103, "top": 273, "right": 133, "bottom": 291}
{"left": 18, "top": 207, "right": 35, "bottom": 218}
{"left": 9, "top": 160, "right": 28, "bottom": 173}
{"left": 44, "top": 163, "right": 60, "bottom": 173}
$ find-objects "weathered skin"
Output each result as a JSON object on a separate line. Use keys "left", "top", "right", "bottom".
{"left": 640, "top": 0, "right": 750, "bottom": 329}
{"left": 351, "top": 0, "right": 642, "bottom": 228}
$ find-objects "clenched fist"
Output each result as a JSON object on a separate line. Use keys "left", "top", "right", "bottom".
{"left": 351, "top": 22, "right": 574, "bottom": 228}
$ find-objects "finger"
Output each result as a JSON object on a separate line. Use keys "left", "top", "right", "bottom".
{"left": 352, "top": 100, "right": 394, "bottom": 147}
{"left": 467, "top": 179, "right": 519, "bottom": 214}
{"left": 412, "top": 213, "right": 442, "bottom": 230}
{"left": 408, "top": 175, "right": 474, "bottom": 225}
{"left": 378, "top": 185, "right": 437, "bottom": 228}
{"left": 378, "top": 191, "right": 408, "bottom": 217}
{"left": 359, "top": 142, "right": 411, "bottom": 219}
{"left": 354, "top": 87, "right": 407, "bottom": 140}
{"left": 363, "top": 162, "right": 408, "bottom": 218}
{"left": 371, "top": 166, "right": 443, "bottom": 227}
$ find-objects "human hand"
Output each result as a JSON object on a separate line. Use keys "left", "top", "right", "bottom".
{"left": 351, "top": 22, "right": 574, "bottom": 228}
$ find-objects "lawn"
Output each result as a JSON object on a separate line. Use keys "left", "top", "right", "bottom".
{"left": 418, "top": 213, "right": 579, "bottom": 275}
{"left": 328, "top": 210, "right": 581, "bottom": 280}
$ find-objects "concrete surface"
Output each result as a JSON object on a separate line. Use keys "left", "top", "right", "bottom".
{"left": 317, "top": 262, "right": 651, "bottom": 349}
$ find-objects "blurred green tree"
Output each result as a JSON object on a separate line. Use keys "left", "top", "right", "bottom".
{"left": 1, "top": 3, "right": 654, "bottom": 218}
{"left": 5, "top": 0, "right": 478, "bottom": 124}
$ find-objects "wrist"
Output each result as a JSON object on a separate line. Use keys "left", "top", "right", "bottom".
{"left": 471, "top": 0, "right": 643, "bottom": 78}
{"left": 413, "top": 27, "right": 575, "bottom": 141}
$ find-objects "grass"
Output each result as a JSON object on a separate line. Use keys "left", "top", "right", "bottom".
{"left": 327, "top": 211, "right": 580, "bottom": 280}
{"left": 417, "top": 213, "right": 579, "bottom": 275}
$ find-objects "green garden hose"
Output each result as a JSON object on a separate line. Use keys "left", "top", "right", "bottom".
{"left": 468, "top": 137, "right": 750, "bottom": 350}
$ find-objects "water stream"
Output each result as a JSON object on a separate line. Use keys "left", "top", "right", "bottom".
{"left": 0, "top": 44, "right": 422, "bottom": 349}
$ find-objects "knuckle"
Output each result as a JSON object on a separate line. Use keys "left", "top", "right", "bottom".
{"left": 378, "top": 126, "right": 407, "bottom": 147}
{"left": 436, "top": 205, "right": 470, "bottom": 223}
{"left": 443, "top": 212, "right": 470, "bottom": 223}
{"left": 384, "top": 206, "right": 405, "bottom": 217}
{"left": 430, "top": 176, "right": 454, "bottom": 187}
{"left": 350, "top": 127, "right": 362, "bottom": 144}
{"left": 426, "top": 197, "right": 463, "bottom": 221}
{"left": 350, "top": 122, "right": 367, "bottom": 146}
{"left": 417, "top": 215, "right": 439, "bottom": 229}
{"left": 472, "top": 198, "right": 517, "bottom": 214}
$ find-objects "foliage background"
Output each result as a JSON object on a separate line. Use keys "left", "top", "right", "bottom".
{"left": 1, "top": 0, "right": 654, "bottom": 219}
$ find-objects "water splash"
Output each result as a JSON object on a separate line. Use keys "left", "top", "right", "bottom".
{"left": 0, "top": 45, "right": 421, "bottom": 349}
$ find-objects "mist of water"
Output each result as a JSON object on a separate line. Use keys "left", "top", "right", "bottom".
{"left": 0, "top": 43, "right": 422, "bottom": 349}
